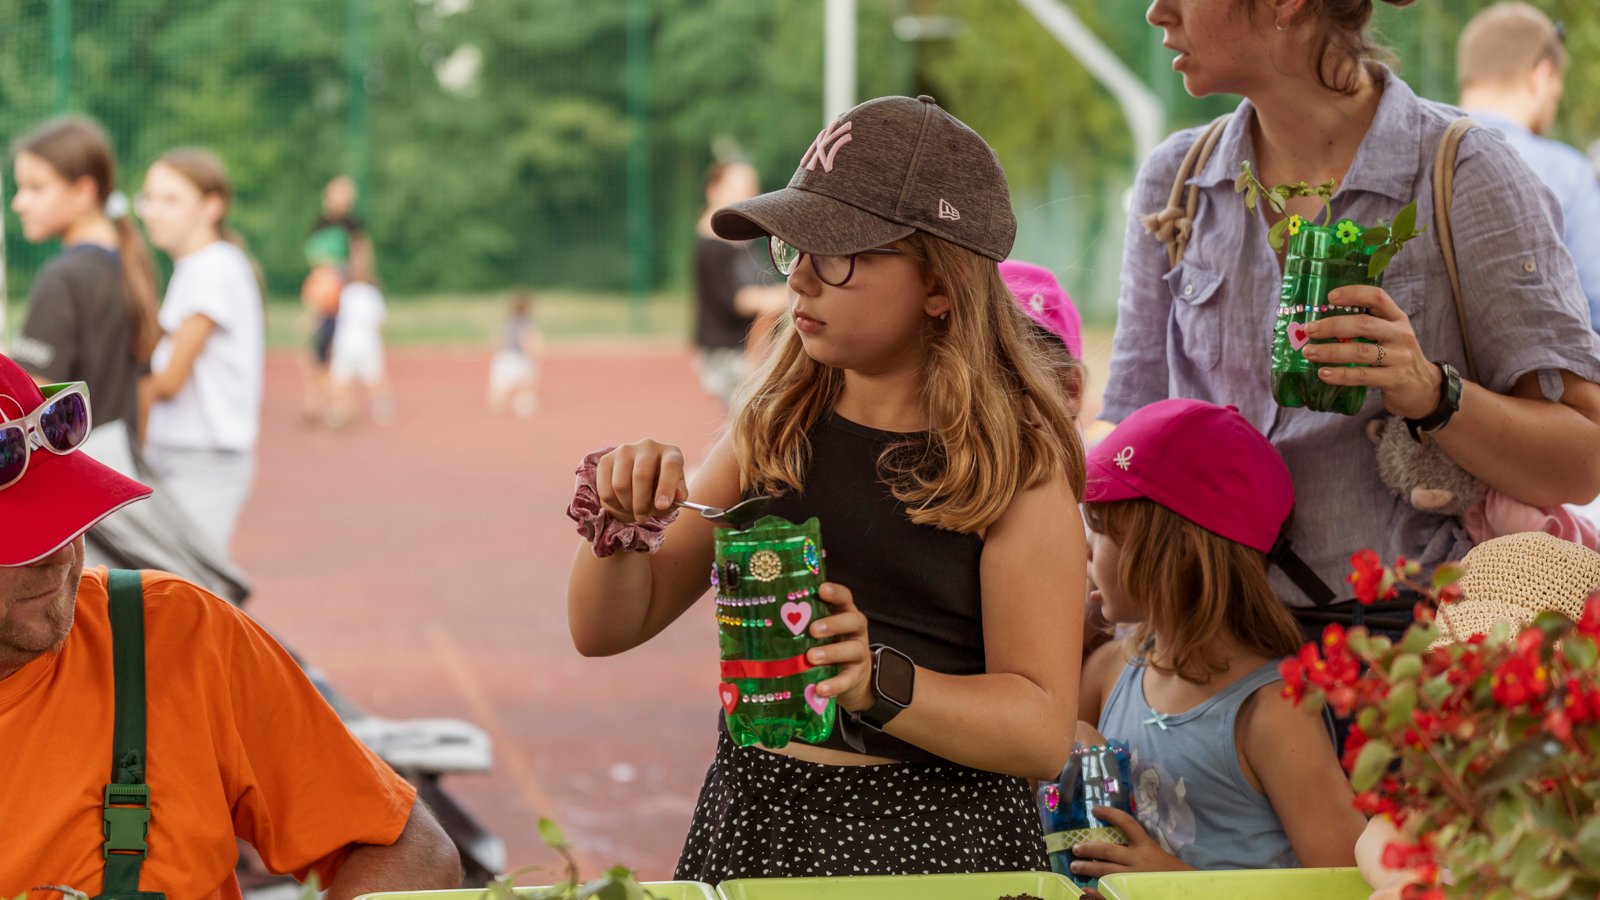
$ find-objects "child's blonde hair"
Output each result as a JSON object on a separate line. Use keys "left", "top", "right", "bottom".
{"left": 1084, "top": 499, "right": 1305, "bottom": 683}
{"left": 733, "top": 231, "right": 1084, "bottom": 534}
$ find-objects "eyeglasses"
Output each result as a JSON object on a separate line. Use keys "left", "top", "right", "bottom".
{"left": 0, "top": 382, "right": 92, "bottom": 491}
{"left": 769, "top": 236, "right": 905, "bottom": 287}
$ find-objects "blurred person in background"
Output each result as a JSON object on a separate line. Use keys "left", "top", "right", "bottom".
{"left": 1458, "top": 2, "right": 1600, "bottom": 332}
{"left": 300, "top": 175, "right": 369, "bottom": 426}
{"left": 487, "top": 288, "right": 544, "bottom": 417}
{"left": 327, "top": 243, "right": 395, "bottom": 427}
{"left": 138, "top": 148, "right": 265, "bottom": 554}
{"left": 10, "top": 117, "right": 159, "bottom": 437}
{"left": 692, "top": 161, "right": 787, "bottom": 413}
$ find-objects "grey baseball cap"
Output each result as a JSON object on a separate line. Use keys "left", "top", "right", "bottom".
{"left": 712, "top": 95, "right": 1016, "bottom": 262}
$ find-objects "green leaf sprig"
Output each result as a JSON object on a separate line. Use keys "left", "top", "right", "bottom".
{"left": 1235, "top": 161, "right": 1338, "bottom": 251}
{"left": 484, "top": 816, "right": 656, "bottom": 900}
{"left": 1359, "top": 199, "right": 1428, "bottom": 280}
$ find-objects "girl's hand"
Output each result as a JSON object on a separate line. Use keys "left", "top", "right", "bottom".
{"left": 596, "top": 440, "right": 688, "bottom": 523}
{"left": 1301, "top": 285, "right": 1444, "bottom": 420}
{"left": 806, "top": 582, "right": 874, "bottom": 713}
{"left": 1070, "top": 807, "right": 1192, "bottom": 879}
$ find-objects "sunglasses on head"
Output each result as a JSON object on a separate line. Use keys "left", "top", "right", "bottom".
{"left": 0, "top": 382, "right": 92, "bottom": 491}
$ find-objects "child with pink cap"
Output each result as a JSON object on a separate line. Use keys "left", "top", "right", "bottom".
{"left": 1000, "top": 260, "right": 1117, "bottom": 447}
{"left": 1070, "top": 399, "right": 1364, "bottom": 878}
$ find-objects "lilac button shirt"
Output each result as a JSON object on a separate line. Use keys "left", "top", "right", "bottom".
{"left": 1104, "top": 68, "right": 1600, "bottom": 606}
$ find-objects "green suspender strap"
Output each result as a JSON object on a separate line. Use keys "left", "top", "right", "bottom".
{"left": 94, "top": 569, "right": 165, "bottom": 900}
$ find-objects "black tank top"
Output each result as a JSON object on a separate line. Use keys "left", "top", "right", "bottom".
{"left": 722, "top": 411, "right": 986, "bottom": 764}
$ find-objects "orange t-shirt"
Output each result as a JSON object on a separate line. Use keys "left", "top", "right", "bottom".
{"left": 0, "top": 570, "right": 417, "bottom": 898}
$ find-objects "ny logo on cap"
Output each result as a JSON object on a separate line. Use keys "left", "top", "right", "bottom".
{"left": 801, "top": 121, "right": 853, "bottom": 173}
{"left": 1114, "top": 446, "right": 1135, "bottom": 471}
{"left": 938, "top": 198, "right": 961, "bottom": 221}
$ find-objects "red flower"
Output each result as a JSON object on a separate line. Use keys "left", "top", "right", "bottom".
{"left": 1382, "top": 840, "right": 1435, "bottom": 871}
{"left": 1401, "top": 886, "right": 1446, "bottom": 900}
{"left": 1564, "top": 678, "right": 1600, "bottom": 724}
{"left": 1545, "top": 709, "right": 1574, "bottom": 743}
{"left": 1347, "top": 550, "right": 1394, "bottom": 605}
{"left": 1580, "top": 593, "right": 1600, "bottom": 639}
{"left": 1279, "top": 656, "right": 1307, "bottom": 702}
{"left": 1491, "top": 653, "right": 1550, "bottom": 709}
{"left": 1342, "top": 723, "right": 1369, "bottom": 772}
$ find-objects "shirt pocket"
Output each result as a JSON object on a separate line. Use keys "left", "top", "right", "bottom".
{"left": 1163, "top": 263, "right": 1224, "bottom": 372}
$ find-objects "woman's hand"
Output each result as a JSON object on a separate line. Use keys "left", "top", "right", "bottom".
{"left": 1070, "top": 807, "right": 1192, "bottom": 880}
{"left": 807, "top": 582, "right": 875, "bottom": 713}
{"left": 1301, "top": 285, "right": 1444, "bottom": 420}
{"left": 596, "top": 440, "right": 688, "bottom": 522}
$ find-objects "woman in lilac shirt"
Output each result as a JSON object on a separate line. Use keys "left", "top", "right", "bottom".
{"left": 1106, "top": 0, "right": 1600, "bottom": 632}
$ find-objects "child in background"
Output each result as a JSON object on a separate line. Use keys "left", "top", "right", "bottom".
{"left": 567, "top": 95, "right": 1087, "bottom": 881}
{"left": 1000, "top": 259, "right": 1084, "bottom": 420}
{"left": 138, "top": 148, "right": 265, "bottom": 553}
{"left": 327, "top": 251, "right": 393, "bottom": 427}
{"left": 487, "top": 290, "right": 543, "bottom": 417}
{"left": 1073, "top": 399, "right": 1364, "bottom": 879}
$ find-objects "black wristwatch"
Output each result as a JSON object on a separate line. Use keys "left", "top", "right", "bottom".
{"left": 855, "top": 644, "right": 916, "bottom": 731}
{"left": 1405, "top": 361, "right": 1463, "bottom": 444}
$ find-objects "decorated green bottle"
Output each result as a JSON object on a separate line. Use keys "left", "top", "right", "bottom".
{"left": 711, "top": 515, "right": 836, "bottom": 749}
{"left": 1271, "top": 221, "right": 1381, "bottom": 416}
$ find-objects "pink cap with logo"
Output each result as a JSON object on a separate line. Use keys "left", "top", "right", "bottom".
{"left": 1084, "top": 399, "right": 1293, "bottom": 554}
{"left": 1000, "top": 259, "right": 1082, "bottom": 359}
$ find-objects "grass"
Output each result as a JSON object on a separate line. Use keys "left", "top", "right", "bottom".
{"left": 3, "top": 288, "right": 694, "bottom": 350}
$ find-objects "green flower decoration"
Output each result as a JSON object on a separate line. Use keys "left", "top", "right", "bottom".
{"left": 1337, "top": 220, "right": 1360, "bottom": 245}
{"left": 1288, "top": 214, "right": 1304, "bottom": 237}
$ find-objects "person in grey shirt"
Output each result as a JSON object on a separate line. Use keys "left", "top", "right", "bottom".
{"left": 1110, "top": 1, "right": 1600, "bottom": 628}
{"left": 1459, "top": 3, "right": 1600, "bottom": 331}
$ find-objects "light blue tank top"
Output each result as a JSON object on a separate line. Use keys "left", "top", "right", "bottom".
{"left": 1098, "top": 657, "right": 1299, "bottom": 870}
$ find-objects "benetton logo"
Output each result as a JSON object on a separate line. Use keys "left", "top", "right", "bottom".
{"left": 801, "top": 121, "right": 853, "bottom": 173}
{"left": 938, "top": 198, "right": 961, "bottom": 221}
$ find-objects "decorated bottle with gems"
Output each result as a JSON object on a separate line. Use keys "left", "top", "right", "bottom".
{"left": 712, "top": 515, "right": 836, "bottom": 749}
{"left": 1271, "top": 220, "right": 1382, "bottom": 415}
{"left": 1038, "top": 741, "right": 1135, "bottom": 889}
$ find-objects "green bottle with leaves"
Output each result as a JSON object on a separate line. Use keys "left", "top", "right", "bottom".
{"left": 711, "top": 515, "right": 836, "bottom": 749}
{"left": 1237, "top": 163, "right": 1425, "bottom": 415}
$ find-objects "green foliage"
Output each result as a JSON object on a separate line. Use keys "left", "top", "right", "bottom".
{"left": 482, "top": 816, "right": 656, "bottom": 900}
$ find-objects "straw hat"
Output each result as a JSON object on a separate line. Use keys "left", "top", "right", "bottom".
{"left": 1433, "top": 532, "right": 1600, "bottom": 646}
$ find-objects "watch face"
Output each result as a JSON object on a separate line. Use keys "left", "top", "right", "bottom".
{"left": 875, "top": 648, "right": 916, "bottom": 707}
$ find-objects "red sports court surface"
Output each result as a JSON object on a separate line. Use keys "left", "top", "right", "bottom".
{"left": 235, "top": 346, "right": 728, "bottom": 880}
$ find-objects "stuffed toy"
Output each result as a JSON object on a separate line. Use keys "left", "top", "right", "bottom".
{"left": 1369, "top": 416, "right": 1599, "bottom": 550}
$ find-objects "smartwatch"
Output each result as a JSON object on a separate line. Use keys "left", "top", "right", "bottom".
{"left": 1405, "top": 361, "right": 1463, "bottom": 443}
{"left": 856, "top": 644, "right": 916, "bottom": 731}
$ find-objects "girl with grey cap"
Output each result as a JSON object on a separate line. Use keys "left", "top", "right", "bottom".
{"left": 566, "top": 95, "right": 1087, "bottom": 880}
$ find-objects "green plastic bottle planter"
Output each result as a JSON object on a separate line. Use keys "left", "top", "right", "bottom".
{"left": 353, "top": 884, "right": 717, "bottom": 900}
{"left": 1096, "top": 867, "right": 1370, "bottom": 900}
{"left": 1271, "top": 222, "right": 1382, "bottom": 416}
{"left": 716, "top": 871, "right": 1082, "bottom": 900}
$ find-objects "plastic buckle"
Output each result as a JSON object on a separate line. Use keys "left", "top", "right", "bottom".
{"left": 103, "top": 783, "right": 151, "bottom": 859}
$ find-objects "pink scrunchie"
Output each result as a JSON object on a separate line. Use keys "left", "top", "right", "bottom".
{"left": 567, "top": 446, "right": 679, "bottom": 558}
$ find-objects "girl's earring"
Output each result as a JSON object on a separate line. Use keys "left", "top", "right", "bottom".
{"left": 1275, "top": 18, "right": 1288, "bottom": 31}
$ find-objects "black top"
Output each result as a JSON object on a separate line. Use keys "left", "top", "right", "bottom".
{"left": 12, "top": 246, "right": 141, "bottom": 428}
{"left": 725, "top": 412, "right": 987, "bottom": 765}
{"left": 693, "top": 236, "right": 767, "bottom": 350}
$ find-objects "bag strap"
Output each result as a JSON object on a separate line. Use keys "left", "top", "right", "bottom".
{"left": 1431, "top": 117, "right": 1481, "bottom": 385}
{"left": 1141, "top": 113, "right": 1233, "bottom": 270}
{"left": 95, "top": 570, "right": 161, "bottom": 900}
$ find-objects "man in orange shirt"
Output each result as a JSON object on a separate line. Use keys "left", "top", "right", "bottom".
{"left": 0, "top": 353, "right": 461, "bottom": 898}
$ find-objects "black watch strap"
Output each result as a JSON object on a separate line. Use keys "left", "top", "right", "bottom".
{"left": 856, "top": 644, "right": 915, "bottom": 732}
{"left": 857, "top": 695, "right": 905, "bottom": 731}
{"left": 1405, "top": 362, "right": 1462, "bottom": 443}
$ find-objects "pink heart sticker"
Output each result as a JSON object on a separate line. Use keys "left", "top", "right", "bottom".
{"left": 804, "top": 683, "right": 829, "bottom": 716}
{"left": 718, "top": 682, "right": 740, "bottom": 714}
{"left": 780, "top": 601, "right": 812, "bottom": 636}
{"left": 1287, "top": 321, "right": 1311, "bottom": 351}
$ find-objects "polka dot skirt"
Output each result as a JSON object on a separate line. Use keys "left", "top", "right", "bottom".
{"left": 674, "top": 731, "right": 1047, "bottom": 881}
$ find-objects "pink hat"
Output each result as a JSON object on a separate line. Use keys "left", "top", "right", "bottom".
{"left": 1084, "top": 399, "right": 1293, "bottom": 554}
{"left": 1000, "top": 259, "right": 1082, "bottom": 359}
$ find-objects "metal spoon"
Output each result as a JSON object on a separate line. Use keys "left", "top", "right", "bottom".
{"left": 676, "top": 496, "right": 773, "bottom": 529}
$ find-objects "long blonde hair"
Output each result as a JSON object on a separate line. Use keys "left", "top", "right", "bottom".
{"left": 733, "top": 232, "right": 1085, "bottom": 533}
{"left": 1084, "top": 499, "right": 1305, "bottom": 683}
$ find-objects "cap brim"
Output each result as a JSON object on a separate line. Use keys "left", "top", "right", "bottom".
{"left": 1082, "top": 457, "right": 1143, "bottom": 505}
{"left": 712, "top": 188, "right": 916, "bottom": 256}
{"left": 0, "top": 448, "right": 151, "bottom": 566}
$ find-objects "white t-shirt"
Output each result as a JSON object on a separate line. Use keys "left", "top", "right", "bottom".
{"left": 147, "top": 241, "right": 264, "bottom": 452}
{"left": 333, "top": 281, "right": 387, "bottom": 354}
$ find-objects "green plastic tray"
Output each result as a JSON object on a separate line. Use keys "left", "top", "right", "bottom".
{"left": 1097, "top": 867, "right": 1370, "bottom": 900}
{"left": 355, "top": 883, "right": 717, "bottom": 900}
{"left": 717, "top": 871, "right": 1082, "bottom": 899}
